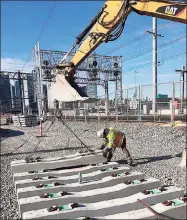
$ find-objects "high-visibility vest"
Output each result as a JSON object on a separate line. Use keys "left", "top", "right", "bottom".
{"left": 106, "top": 127, "right": 124, "bottom": 148}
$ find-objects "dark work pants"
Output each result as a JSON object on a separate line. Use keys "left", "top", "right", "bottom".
{"left": 121, "top": 136, "right": 132, "bottom": 160}
{"left": 103, "top": 136, "right": 132, "bottom": 162}
{"left": 103, "top": 147, "right": 114, "bottom": 162}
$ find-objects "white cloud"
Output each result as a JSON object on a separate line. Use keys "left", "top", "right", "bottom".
{"left": 0, "top": 57, "right": 34, "bottom": 73}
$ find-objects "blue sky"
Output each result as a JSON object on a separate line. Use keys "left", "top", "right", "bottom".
{"left": 1, "top": 0, "right": 186, "bottom": 99}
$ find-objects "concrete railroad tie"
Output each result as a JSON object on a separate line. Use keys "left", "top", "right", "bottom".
{"left": 11, "top": 150, "right": 104, "bottom": 173}
{"left": 13, "top": 161, "right": 120, "bottom": 182}
{"left": 15, "top": 166, "right": 130, "bottom": 191}
{"left": 22, "top": 186, "right": 184, "bottom": 219}
{"left": 96, "top": 200, "right": 186, "bottom": 219}
{"left": 18, "top": 173, "right": 155, "bottom": 213}
{"left": 17, "top": 171, "right": 142, "bottom": 199}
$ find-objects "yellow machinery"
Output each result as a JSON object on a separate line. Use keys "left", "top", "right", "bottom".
{"left": 51, "top": 0, "right": 187, "bottom": 102}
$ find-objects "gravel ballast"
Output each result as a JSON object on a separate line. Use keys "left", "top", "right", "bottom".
{"left": 0, "top": 121, "right": 186, "bottom": 219}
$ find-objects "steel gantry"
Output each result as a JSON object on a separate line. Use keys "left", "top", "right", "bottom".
{"left": 33, "top": 42, "right": 123, "bottom": 116}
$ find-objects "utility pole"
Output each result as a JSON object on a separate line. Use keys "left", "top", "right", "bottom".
{"left": 175, "top": 66, "right": 187, "bottom": 114}
{"left": 138, "top": 85, "right": 142, "bottom": 121}
{"left": 134, "top": 70, "right": 138, "bottom": 99}
{"left": 146, "top": 17, "right": 164, "bottom": 115}
{"left": 115, "top": 77, "right": 118, "bottom": 121}
{"left": 104, "top": 73, "right": 109, "bottom": 116}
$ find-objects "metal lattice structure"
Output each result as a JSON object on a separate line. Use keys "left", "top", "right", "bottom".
{"left": 0, "top": 70, "right": 38, "bottom": 113}
{"left": 32, "top": 42, "right": 123, "bottom": 117}
{"left": 0, "top": 71, "right": 34, "bottom": 114}
{"left": 0, "top": 71, "right": 32, "bottom": 80}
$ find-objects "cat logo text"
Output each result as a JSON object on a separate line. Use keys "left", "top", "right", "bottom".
{"left": 165, "top": 6, "right": 178, "bottom": 15}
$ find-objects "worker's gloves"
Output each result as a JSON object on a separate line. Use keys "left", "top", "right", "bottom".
{"left": 99, "top": 144, "right": 105, "bottom": 150}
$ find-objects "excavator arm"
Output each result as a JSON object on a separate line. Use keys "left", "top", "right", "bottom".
{"left": 51, "top": 0, "right": 187, "bottom": 102}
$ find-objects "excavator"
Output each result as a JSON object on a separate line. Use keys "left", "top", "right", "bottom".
{"left": 51, "top": 0, "right": 187, "bottom": 102}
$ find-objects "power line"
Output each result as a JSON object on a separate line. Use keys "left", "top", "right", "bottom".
{"left": 124, "top": 52, "right": 186, "bottom": 73}
{"left": 157, "top": 21, "right": 174, "bottom": 30}
{"left": 122, "top": 35, "right": 186, "bottom": 63}
{"left": 125, "top": 53, "right": 186, "bottom": 72}
{"left": 4, "top": 33, "right": 184, "bottom": 70}
{"left": 124, "top": 72, "right": 180, "bottom": 77}
{"left": 102, "top": 21, "right": 177, "bottom": 56}
{"left": 20, "top": 1, "right": 57, "bottom": 72}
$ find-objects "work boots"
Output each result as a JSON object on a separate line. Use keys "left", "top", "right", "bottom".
{"left": 106, "top": 151, "right": 113, "bottom": 162}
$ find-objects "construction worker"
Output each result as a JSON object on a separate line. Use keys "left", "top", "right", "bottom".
{"left": 97, "top": 127, "right": 133, "bottom": 165}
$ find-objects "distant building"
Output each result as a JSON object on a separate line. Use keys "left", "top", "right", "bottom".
{"left": 0, "top": 75, "right": 11, "bottom": 113}
{"left": 129, "top": 100, "right": 138, "bottom": 109}
{"left": 157, "top": 94, "right": 168, "bottom": 99}
{"left": 170, "top": 98, "right": 180, "bottom": 110}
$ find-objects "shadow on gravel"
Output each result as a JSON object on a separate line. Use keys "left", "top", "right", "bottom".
{"left": 133, "top": 154, "right": 181, "bottom": 166}
{"left": 0, "top": 146, "right": 89, "bottom": 157}
{"left": 116, "top": 153, "right": 182, "bottom": 166}
{"left": 0, "top": 128, "right": 24, "bottom": 140}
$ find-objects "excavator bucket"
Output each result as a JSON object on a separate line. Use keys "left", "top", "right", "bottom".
{"left": 51, "top": 74, "right": 89, "bottom": 102}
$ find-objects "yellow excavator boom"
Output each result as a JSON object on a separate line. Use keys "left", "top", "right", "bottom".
{"left": 51, "top": 0, "right": 187, "bottom": 102}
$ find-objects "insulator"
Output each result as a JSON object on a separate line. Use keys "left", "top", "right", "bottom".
{"left": 93, "top": 60, "right": 97, "bottom": 67}
{"left": 114, "top": 71, "right": 119, "bottom": 77}
{"left": 114, "top": 62, "right": 118, "bottom": 68}
{"left": 43, "top": 60, "right": 49, "bottom": 66}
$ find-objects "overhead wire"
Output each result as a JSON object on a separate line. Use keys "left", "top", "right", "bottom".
{"left": 122, "top": 35, "right": 186, "bottom": 63}
{"left": 20, "top": 0, "right": 57, "bottom": 72}
{"left": 97, "top": 52, "right": 186, "bottom": 99}
{"left": 93, "top": 20, "right": 184, "bottom": 98}
{"left": 99, "top": 17, "right": 185, "bottom": 77}
{"left": 124, "top": 72, "right": 180, "bottom": 77}
{"left": 103, "top": 21, "right": 178, "bottom": 56}
{"left": 124, "top": 52, "right": 186, "bottom": 73}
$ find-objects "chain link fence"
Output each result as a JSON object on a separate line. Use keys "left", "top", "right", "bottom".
{"left": 57, "top": 80, "right": 186, "bottom": 123}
